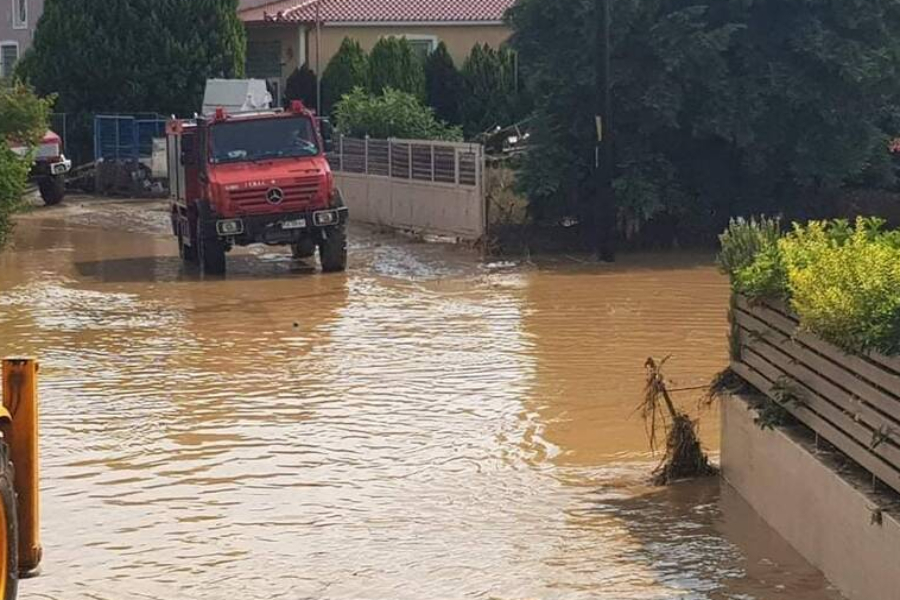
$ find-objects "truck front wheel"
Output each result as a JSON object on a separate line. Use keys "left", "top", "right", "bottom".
{"left": 291, "top": 238, "right": 317, "bottom": 260}
{"left": 197, "top": 224, "right": 226, "bottom": 275}
{"left": 0, "top": 441, "right": 19, "bottom": 600}
{"left": 319, "top": 226, "right": 347, "bottom": 273}
{"left": 38, "top": 176, "right": 65, "bottom": 206}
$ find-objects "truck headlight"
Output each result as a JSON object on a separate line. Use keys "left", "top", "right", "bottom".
{"left": 216, "top": 219, "right": 244, "bottom": 236}
{"left": 313, "top": 210, "right": 338, "bottom": 227}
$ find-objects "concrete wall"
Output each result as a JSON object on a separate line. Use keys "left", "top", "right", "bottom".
{"left": 336, "top": 172, "right": 485, "bottom": 240}
{"left": 721, "top": 394, "right": 900, "bottom": 600}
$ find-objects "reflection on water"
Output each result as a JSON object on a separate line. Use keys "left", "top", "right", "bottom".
{"left": 0, "top": 201, "right": 842, "bottom": 599}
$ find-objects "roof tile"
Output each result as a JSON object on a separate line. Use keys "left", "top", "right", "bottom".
{"left": 241, "top": 0, "right": 515, "bottom": 24}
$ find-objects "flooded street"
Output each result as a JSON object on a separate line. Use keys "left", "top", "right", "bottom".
{"left": 0, "top": 198, "right": 840, "bottom": 600}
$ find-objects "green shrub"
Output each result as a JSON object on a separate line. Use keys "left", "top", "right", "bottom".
{"left": 720, "top": 216, "right": 900, "bottom": 356}
{"left": 733, "top": 244, "right": 788, "bottom": 300}
{"left": 368, "top": 37, "right": 425, "bottom": 101}
{"left": 717, "top": 216, "right": 781, "bottom": 277}
{"left": 334, "top": 87, "right": 462, "bottom": 141}
{"left": 783, "top": 220, "right": 900, "bottom": 355}
{"left": 0, "top": 81, "right": 53, "bottom": 248}
{"left": 321, "top": 38, "right": 368, "bottom": 115}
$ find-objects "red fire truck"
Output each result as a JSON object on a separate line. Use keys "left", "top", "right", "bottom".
{"left": 10, "top": 130, "right": 71, "bottom": 206}
{"left": 166, "top": 101, "right": 348, "bottom": 275}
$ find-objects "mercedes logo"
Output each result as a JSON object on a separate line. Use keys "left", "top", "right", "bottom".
{"left": 266, "top": 187, "right": 285, "bottom": 205}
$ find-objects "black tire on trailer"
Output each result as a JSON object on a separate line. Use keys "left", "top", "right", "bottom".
{"left": 38, "top": 176, "right": 65, "bottom": 206}
{"left": 319, "top": 225, "right": 347, "bottom": 273}
{"left": 0, "top": 441, "right": 18, "bottom": 600}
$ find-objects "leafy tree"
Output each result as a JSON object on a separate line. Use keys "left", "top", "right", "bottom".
{"left": 425, "top": 42, "right": 464, "bottom": 125}
{"left": 0, "top": 82, "right": 53, "bottom": 248}
{"left": 18, "top": 0, "right": 245, "bottom": 117}
{"left": 321, "top": 37, "right": 369, "bottom": 115}
{"left": 368, "top": 37, "right": 426, "bottom": 101}
{"left": 334, "top": 87, "right": 462, "bottom": 141}
{"left": 507, "top": 0, "right": 900, "bottom": 240}
{"left": 460, "top": 44, "right": 528, "bottom": 138}
{"left": 284, "top": 64, "right": 318, "bottom": 111}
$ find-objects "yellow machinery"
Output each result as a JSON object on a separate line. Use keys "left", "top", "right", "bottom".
{"left": 0, "top": 359, "right": 42, "bottom": 600}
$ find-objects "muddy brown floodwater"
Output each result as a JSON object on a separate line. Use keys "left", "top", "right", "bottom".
{"left": 0, "top": 197, "right": 842, "bottom": 600}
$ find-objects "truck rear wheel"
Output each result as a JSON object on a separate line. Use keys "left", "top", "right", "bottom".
{"left": 38, "top": 176, "right": 65, "bottom": 206}
{"left": 197, "top": 223, "right": 226, "bottom": 275}
{"left": 178, "top": 230, "right": 197, "bottom": 263}
{"left": 0, "top": 441, "right": 19, "bottom": 600}
{"left": 319, "top": 226, "right": 347, "bottom": 273}
{"left": 199, "top": 237, "right": 226, "bottom": 276}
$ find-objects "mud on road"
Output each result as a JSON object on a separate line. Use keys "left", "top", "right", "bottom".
{"left": 0, "top": 197, "right": 842, "bottom": 599}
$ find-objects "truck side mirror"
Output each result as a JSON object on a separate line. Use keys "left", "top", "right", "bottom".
{"left": 319, "top": 119, "right": 335, "bottom": 153}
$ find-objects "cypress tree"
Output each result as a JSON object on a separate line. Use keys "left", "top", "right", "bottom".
{"left": 284, "top": 64, "right": 318, "bottom": 110}
{"left": 321, "top": 38, "right": 368, "bottom": 115}
{"left": 368, "top": 37, "right": 425, "bottom": 101}
{"left": 460, "top": 44, "right": 520, "bottom": 137}
{"left": 424, "top": 42, "right": 464, "bottom": 125}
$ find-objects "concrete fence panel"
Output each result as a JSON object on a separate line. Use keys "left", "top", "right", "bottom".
{"left": 330, "top": 136, "right": 486, "bottom": 240}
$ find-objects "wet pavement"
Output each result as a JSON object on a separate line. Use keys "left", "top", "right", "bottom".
{"left": 0, "top": 197, "right": 842, "bottom": 599}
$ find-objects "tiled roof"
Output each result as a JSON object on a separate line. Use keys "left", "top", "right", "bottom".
{"left": 240, "top": 0, "right": 515, "bottom": 24}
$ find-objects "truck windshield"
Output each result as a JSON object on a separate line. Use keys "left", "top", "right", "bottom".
{"left": 209, "top": 116, "right": 319, "bottom": 164}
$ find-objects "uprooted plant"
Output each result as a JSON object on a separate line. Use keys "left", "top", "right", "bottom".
{"left": 639, "top": 357, "right": 716, "bottom": 485}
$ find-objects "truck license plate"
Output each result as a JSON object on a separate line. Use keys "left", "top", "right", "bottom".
{"left": 281, "top": 218, "right": 307, "bottom": 230}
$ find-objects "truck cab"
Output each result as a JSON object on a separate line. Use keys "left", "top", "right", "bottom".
{"left": 167, "top": 101, "right": 348, "bottom": 275}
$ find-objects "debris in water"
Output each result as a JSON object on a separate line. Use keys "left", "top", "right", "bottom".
{"left": 639, "top": 357, "right": 716, "bottom": 485}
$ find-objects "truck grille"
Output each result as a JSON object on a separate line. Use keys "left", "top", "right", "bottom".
{"left": 229, "top": 178, "right": 321, "bottom": 212}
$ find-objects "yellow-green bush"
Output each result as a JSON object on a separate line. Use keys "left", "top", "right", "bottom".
{"left": 719, "top": 217, "right": 900, "bottom": 356}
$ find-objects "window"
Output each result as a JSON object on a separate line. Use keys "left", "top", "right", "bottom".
{"left": 210, "top": 116, "right": 319, "bottom": 164}
{"left": 400, "top": 35, "right": 438, "bottom": 61}
{"left": 0, "top": 43, "right": 18, "bottom": 78}
{"left": 246, "top": 41, "right": 282, "bottom": 80}
{"left": 13, "top": 0, "right": 27, "bottom": 29}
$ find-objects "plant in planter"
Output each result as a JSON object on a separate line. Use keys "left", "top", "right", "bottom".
{"left": 718, "top": 216, "right": 900, "bottom": 356}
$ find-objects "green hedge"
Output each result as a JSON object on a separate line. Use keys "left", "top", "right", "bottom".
{"left": 334, "top": 87, "right": 462, "bottom": 141}
{"left": 718, "top": 217, "right": 900, "bottom": 356}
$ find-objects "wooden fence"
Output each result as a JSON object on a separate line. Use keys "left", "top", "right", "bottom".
{"left": 731, "top": 295, "right": 900, "bottom": 495}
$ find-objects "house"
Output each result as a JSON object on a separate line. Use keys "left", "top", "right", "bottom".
{"left": 0, "top": 0, "right": 43, "bottom": 78}
{"left": 239, "top": 0, "right": 516, "bottom": 102}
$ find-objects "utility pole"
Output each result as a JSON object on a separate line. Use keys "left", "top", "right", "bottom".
{"left": 594, "top": 0, "right": 616, "bottom": 262}
{"left": 315, "top": 0, "right": 322, "bottom": 114}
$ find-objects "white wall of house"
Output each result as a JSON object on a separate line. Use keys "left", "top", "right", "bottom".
{"left": 0, "top": 0, "right": 44, "bottom": 76}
